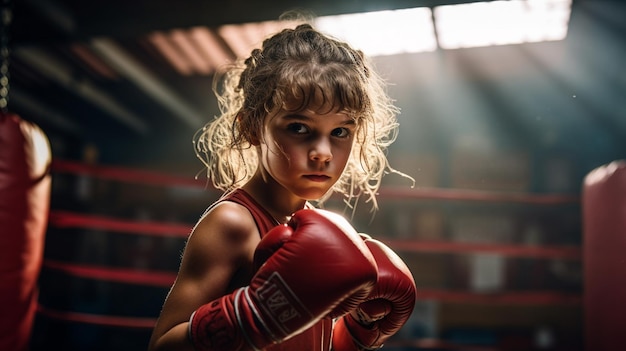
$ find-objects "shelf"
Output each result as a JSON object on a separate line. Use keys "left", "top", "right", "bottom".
{"left": 416, "top": 288, "right": 581, "bottom": 305}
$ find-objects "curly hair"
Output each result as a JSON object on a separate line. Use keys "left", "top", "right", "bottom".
{"left": 194, "top": 22, "right": 412, "bottom": 211}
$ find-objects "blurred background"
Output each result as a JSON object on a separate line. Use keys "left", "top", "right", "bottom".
{"left": 3, "top": 0, "right": 625, "bottom": 350}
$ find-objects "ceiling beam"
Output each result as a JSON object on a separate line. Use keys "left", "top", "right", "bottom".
{"left": 14, "top": 46, "right": 150, "bottom": 135}
{"left": 89, "top": 38, "right": 206, "bottom": 129}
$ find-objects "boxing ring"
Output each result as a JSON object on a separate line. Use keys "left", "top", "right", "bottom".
{"left": 2, "top": 113, "right": 625, "bottom": 350}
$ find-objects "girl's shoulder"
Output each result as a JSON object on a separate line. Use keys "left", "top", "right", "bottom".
{"left": 193, "top": 200, "right": 259, "bottom": 245}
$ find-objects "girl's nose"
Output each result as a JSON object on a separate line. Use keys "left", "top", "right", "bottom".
{"left": 309, "top": 137, "right": 332, "bottom": 163}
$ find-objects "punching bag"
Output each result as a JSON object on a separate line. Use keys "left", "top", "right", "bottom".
{"left": 0, "top": 112, "right": 52, "bottom": 351}
{"left": 583, "top": 160, "right": 626, "bottom": 351}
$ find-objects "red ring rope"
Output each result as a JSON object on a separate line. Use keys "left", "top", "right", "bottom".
{"left": 49, "top": 210, "right": 191, "bottom": 237}
{"left": 36, "top": 304, "right": 156, "bottom": 329}
{"left": 383, "top": 239, "right": 581, "bottom": 260}
{"left": 42, "top": 260, "right": 176, "bottom": 287}
{"left": 51, "top": 159, "right": 580, "bottom": 204}
{"left": 51, "top": 159, "right": 207, "bottom": 189}
{"left": 48, "top": 211, "right": 581, "bottom": 260}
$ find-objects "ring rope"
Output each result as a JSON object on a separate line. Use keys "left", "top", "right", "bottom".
{"left": 51, "top": 159, "right": 207, "bottom": 189}
{"left": 377, "top": 187, "right": 579, "bottom": 205}
{"left": 51, "top": 158, "right": 579, "bottom": 204}
{"left": 36, "top": 304, "right": 157, "bottom": 329}
{"left": 48, "top": 210, "right": 581, "bottom": 259}
{"left": 49, "top": 210, "right": 192, "bottom": 237}
{"left": 42, "top": 260, "right": 176, "bottom": 287}
{"left": 383, "top": 239, "right": 581, "bottom": 260}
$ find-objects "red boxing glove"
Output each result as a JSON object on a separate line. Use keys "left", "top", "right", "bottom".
{"left": 189, "top": 209, "right": 378, "bottom": 351}
{"left": 252, "top": 212, "right": 373, "bottom": 320}
{"left": 333, "top": 237, "right": 417, "bottom": 351}
{"left": 252, "top": 221, "right": 293, "bottom": 272}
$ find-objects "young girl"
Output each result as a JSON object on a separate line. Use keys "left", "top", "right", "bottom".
{"left": 148, "top": 22, "right": 416, "bottom": 351}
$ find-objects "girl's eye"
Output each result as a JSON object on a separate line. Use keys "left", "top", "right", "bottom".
{"left": 332, "top": 127, "right": 350, "bottom": 138}
{"left": 287, "top": 123, "right": 308, "bottom": 134}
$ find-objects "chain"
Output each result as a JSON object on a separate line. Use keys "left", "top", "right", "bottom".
{"left": 1, "top": 0, "right": 13, "bottom": 112}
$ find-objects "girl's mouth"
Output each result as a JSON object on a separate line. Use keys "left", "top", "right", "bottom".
{"left": 304, "top": 174, "right": 331, "bottom": 182}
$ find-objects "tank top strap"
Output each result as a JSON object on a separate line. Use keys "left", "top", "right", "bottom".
{"left": 217, "top": 189, "right": 280, "bottom": 237}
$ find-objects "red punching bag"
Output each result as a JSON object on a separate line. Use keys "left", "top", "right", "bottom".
{"left": 0, "top": 112, "right": 52, "bottom": 351}
{"left": 583, "top": 160, "right": 626, "bottom": 351}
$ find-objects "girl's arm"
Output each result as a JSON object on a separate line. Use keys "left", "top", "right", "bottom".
{"left": 147, "top": 201, "right": 260, "bottom": 351}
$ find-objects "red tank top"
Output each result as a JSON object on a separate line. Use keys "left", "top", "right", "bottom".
{"left": 217, "top": 189, "right": 333, "bottom": 351}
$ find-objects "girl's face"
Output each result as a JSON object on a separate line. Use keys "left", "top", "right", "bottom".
{"left": 258, "top": 106, "right": 356, "bottom": 201}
